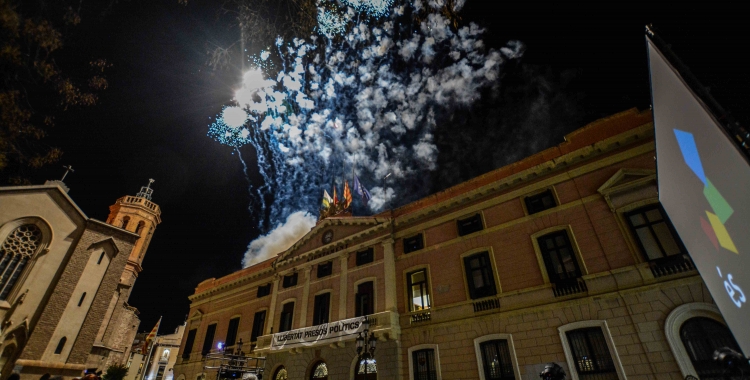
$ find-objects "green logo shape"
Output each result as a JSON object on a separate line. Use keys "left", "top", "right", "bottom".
{"left": 704, "top": 179, "right": 734, "bottom": 224}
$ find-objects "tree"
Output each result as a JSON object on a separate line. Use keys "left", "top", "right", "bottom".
{"left": 101, "top": 363, "right": 129, "bottom": 380}
{"left": 0, "top": 0, "right": 113, "bottom": 184}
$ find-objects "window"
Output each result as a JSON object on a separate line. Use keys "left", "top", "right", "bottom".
{"left": 407, "top": 269, "right": 430, "bottom": 311}
{"left": 54, "top": 337, "right": 67, "bottom": 354}
{"left": 313, "top": 293, "right": 331, "bottom": 325}
{"left": 626, "top": 205, "right": 684, "bottom": 261}
{"left": 680, "top": 317, "right": 748, "bottom": 379}
{"left": 479, "top": 340, "right": 516, "bottom": 380}
{"left": 356, "top": 248, "right": 374, "bottom": 266}
{"left": 97, "top": 251, "right": 106, "bottom": 264}
{"left": 135, "top": 221, "right": 146, "bottom": 235}
{"left": 257, "top": 283, "right": 271, "bottom": 298}
{"left": 310, "top": 361, "right": 328, "bottom": 379}
{"left": 225, "top": 317, "right": 240, "bottom": 347}
{"left": 78, "top": 292, "right": 87, "bottom": 306}
{"left": 155, "top": 365, "right": 166, "bottom": 380}
{"left": 0, "top": 224, "right": 43, "bottom": 300}
{"left": 317, "top": 262, "right": 332, "bottom": 278}
{"left": 356, "top": 358, "right": 378, "bottom": 379}
{"left": 412, "top": 349, "right": 438, "bottom": 380}
{"left": 282, "top": 273, "right": 298, "bottom": 288}
{"left": 524, "top": 190, "right": 557, "bottom": 215}
{"left": 201, "top": 324, "right": 217, "bottom": 356}
{"left": 121, "top": 216, "right": 130, "bottom": 229}
{"left": 273, "top": 367, "right": 288, "bottom": 380}
{"left": 279, "top": 302, "right": 294, "bottom": 332}
{"left": 404, "top": 234, "right": 424, "bottom": 254}
{"left": 457, "top": 214, "right": 483, "bottom": 236}
{"left": 182, "top": 329, "right": 197, "bottom": 358}
{"left": 463, "top": 252, "right": 497, "bottom": 299}
{"left": 355, "top": 281, "right": 374, "bottom": 317}
{"left": 566, "top": 328, "right": 618, "bottom": 380}
{"left": 250, "top": 311, "right": 266, "bottom": 342}
{"left": 537, "top": 231, "right": 581, "bottom": 284}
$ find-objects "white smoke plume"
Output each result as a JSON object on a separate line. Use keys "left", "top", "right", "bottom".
{"left": 242, "top": 211, "right": 316, "bottom": 267}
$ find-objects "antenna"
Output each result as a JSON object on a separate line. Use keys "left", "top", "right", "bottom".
{"left": 136, "top": 179, "right": 155, "bottom": 200}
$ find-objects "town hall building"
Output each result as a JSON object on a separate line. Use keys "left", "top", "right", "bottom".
{"left": 173, "top": 109, "right": 744, "bottom": 380}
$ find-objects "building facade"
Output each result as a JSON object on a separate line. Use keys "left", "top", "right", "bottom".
{"left": 124, "top": 325, "right": 185, "bottom": 380}
{"left": 173, "top": 109, "right": 743, "bottom": 380}
{"left": 0, "top": 181, "right": 161, "bottom": 379}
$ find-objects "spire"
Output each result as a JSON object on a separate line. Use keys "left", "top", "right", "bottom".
{"left": 136, "top": 178, "right": 155, "bottom": 200}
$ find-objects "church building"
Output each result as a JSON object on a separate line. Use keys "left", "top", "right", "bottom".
{"left": 173, "top": 109, "right": 743, "bottom": 380}
{"left": 0, "top": 180, "right": 161, "bottom": 379}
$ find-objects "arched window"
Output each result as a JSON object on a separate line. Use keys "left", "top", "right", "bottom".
{"left": 310, "top": 361, "right": 328, "bottom": 379}
{"left": 355, "top": 358, "right": 377, "bottom": 380}
{"left": 273, "top": 366, "right": 288, "bottom": 380}
{"left": 121, "top": 217, "right": 130, "bottom": 230}
{"left": 0, "top": 224, "right": 43, "bottom": 300}
{"left": 54, "top": 337, "right": 67, "bottom": 354}
{"left": 135, "top": 221, "right": 146, "bottom": 235}
{"left": 680, "top": 317, "right": 748, "bottom": 379}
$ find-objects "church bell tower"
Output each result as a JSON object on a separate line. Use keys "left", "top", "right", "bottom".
{"left": 106, "top": 179, "right": 162, "bottom": 296}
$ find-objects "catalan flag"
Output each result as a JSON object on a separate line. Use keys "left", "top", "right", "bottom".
{"left": 143, "top": 316, "right": 161, "bottom": 353}
{"left": 332, "top": 186, "right": 339, "bottom": 205}
{"left": 343, "top": 180, "right": 353, "bottom": 208}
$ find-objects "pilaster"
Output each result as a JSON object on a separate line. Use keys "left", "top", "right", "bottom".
{"left": 382, "top": 238, "right": 397, "bottom": 312}
{"left": 299, "top": 266, "right": 312, "bottom": 327}
{"left": 265, "top": 276, "right": 280, "bottom": 335}
{"left": 338, "top": 254, "right": 349, "bottom": 320}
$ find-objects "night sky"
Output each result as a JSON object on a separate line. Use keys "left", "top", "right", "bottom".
{"left": 26, "top": 0, "right": 750, "bottom": 333}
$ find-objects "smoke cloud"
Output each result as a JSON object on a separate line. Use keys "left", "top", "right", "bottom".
{"left": 242, "top": 211, "right": 316, "bottom": 267}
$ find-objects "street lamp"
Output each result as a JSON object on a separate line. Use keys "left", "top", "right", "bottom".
{"left": 356, "top": 317, "right": 377, "bottom": 377}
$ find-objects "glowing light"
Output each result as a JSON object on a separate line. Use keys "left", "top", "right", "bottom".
{"left": 217, "top": 342, "right": 224, "bottom": 350}
{"left": 221, "top": 106, "right": 248, "bottom": 128}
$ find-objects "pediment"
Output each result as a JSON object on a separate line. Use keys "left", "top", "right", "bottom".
{"left": 598, "top": 168, "right": 657, "bottom": 211}
{"left": 276, "top": 216, "right": 388, "bottom": 264}
{"left": 88, "top": 237, "right": 121, "bottom": 257}
{"left": 189, "top": 310, "right": 204, "bottom": 320}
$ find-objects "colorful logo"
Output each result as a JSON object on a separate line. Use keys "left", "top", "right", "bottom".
{"left": 674, "top": 129, "right": 738, "bottom": 253}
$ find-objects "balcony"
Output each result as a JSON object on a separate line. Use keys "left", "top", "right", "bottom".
{"left": 254, "top": 310, "right": 400, "bottom": 354}
{"left": 649, "top": 254, "right": 695, "bottom": 278}
{"left": 552, "top": 277, "right": 588, "bottom": 297}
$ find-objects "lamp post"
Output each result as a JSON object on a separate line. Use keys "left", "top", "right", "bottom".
{"left": 355, "top": 317, "right": 377, "bottom": 378}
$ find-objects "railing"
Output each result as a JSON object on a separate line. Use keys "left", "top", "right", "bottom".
{"left": 649, "top": 254, "right": 695, "bottom": 278}
{"left": 410, "top": 310, "right": 431, "bottom": 323}
{"left": 120, "top": 196, "right": 161, "bottom": 213}
{"left": 254, "top": 310, "right": 400, "bottom": 353}
{"left": 473, "top": 297, "right": 500, "bottom": 312}
{"left": 552, "top": 278, "right": 588, "bottom": 297}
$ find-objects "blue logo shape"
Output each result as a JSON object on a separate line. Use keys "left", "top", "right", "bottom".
{"left": 674, "top": 129, "right": 707, "bottom": 184}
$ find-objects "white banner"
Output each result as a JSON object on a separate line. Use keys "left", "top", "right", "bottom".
{"left": 270, "top": 316, "right": 366, "bottom": 350}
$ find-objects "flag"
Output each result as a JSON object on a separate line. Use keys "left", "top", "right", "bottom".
{"left": 353, "top": 176, "right": 372, "bottom": 205}
{"left": 143, "top": 317, "right": 161, "bottom": 353}
{"left": 343, "top": 180, "right": 353, "bottom": 208}
{"left": 332, "top": 186, "right": 339, "bottom": 205}
{"left": 322, "top": 190, "right": 333, "bottom": 208}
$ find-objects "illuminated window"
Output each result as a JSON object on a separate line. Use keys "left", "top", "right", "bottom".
{"left": 273, "top": 367, "right": 288, "bottom": 380}
{"left": 626, "top": 205, "right": 685, "bottom": 261}
{"left": 538, "top": 231, "right": 581, "bottom": 283}
{"left": 457, "top": 214, "right": 483, "bottom": 236}
{"left": 407, "top": 269, "right": 430, "bottom": 311}
{"left": 313, "top": 293, "right": 331, "bottom": 325}
{"left": 524, "top": 190, "right": 557, "bottom": 215}
{"left": 566, "top": 328, "right": 617, "bottom": 380}
{"left": 251, "top": 311, "right": 266, "bottom": 342}
{"left": 479, "top": 340, "right": 515, "bottom": 380}
{"left": 317, "top": 262, "right": 332, "bottom": 278}
{"left": 412, "top": 349, "right": 437, "bottom": 380}
{"left": 463, "top": 252, "right": 497, "bottom": 299}
{"left": 155, "top": 365, "right": 166, "bottom": 380}
{"left": 403, "top": 234, "right": 424, "bottom": 254}
{"left": 311, "top": 361, "right": 328, "bottom": 379}
{"left": 356, "top": 358, "right": 377, "bottom": 376}
{"left": 279, "top": 302, "right": 294, "bottom": 332}
{"left": 54, "top": 337, "right": 67, "bottom": 354}
{"left": 355, "top": 282, "right": 374, "bottom": 317}
{"left": 0, "top": 224, "right": 43, "bottom": 300}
